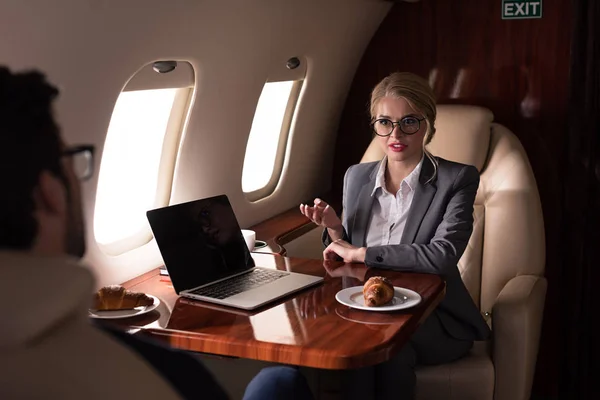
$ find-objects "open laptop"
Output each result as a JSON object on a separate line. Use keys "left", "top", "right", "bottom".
{"left": 146, "top": 194, "right": 323, "bottom": 310}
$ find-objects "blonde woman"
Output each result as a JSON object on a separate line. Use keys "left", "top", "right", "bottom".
{"left": 300, "top": 72, "right": 490, "bottom": 399}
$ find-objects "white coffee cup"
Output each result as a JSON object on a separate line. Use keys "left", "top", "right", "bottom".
{"left": 241, "top": 229, "right": 256, "bottom": 251}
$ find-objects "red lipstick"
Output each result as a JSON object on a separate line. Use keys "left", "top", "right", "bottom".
{"left": 389, "top": 143, "right": 407, "bottom": 152}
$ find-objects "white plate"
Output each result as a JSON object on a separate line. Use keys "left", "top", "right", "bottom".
{"left": 335, "top": 286, "right": 421, "bottom": 312}
{"left": 89, "top": 295, "right": 160, "bottom": 319}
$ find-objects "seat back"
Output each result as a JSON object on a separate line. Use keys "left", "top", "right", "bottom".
{"left": 360, "top": 105, "right": 545, "bottom": 317}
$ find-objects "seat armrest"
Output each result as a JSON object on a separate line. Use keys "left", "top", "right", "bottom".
{"left": 492, "top": 274, "right": 547, "bottom": 400}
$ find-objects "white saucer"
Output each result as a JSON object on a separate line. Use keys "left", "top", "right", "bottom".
{"left": 89, "top": 295, "right": 160, "bottom": 319}
{"left": 335, "top": 286, "right": 421, "bottom": 312}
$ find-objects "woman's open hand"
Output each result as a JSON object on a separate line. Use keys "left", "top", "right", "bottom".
{"left": 299, "top": 198, "right": 343, "bottom": 240}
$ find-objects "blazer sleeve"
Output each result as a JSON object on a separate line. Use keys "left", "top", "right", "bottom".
{"left": 364, "top": 165, "right": 479, "bottom": 277}
{"left": 322, "top": 165, "right": 353, "bottom": 247}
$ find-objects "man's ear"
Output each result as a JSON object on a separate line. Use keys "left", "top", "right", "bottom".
{"left": 33, "top": 170, "right": 67, "bottom": 217}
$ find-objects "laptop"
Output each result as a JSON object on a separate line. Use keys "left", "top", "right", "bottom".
{"left": 146, "top": 194, "right": 323, "bottom": 310}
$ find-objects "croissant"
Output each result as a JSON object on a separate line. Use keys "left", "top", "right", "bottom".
{"left": 92, "top": 285, "right": 154, "bottom": 311}
{"left": 363, "top": 276, "right": 394, "bottom": 307}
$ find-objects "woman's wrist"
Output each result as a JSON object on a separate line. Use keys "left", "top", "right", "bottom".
{"left": 327, "top": 225, "right": 343, "bottom": 241}
{"left": 355, "top": 247, "right": 367, "bottom": 263}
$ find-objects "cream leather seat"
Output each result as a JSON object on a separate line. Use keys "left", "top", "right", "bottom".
{"left": 359, "top": 104, "right": 547, "bottom": 400}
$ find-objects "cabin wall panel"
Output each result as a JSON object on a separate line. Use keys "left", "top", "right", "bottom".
{"left": 0, "top": 0, "right": 391, "bottom": 285}
{"left": 332, "top": 0, "right": 571, "bottom": 397}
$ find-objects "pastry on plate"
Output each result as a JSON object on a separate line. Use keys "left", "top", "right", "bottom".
{"left": 363, "top": 276, "right": 394, "bottom": 307}
{"left": 91, "top": 285, "right": 154, "bottom": 311}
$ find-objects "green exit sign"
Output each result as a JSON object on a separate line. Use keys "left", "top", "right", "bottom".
{"left": 502, "top": 0, "right": 542, "bottom": 19}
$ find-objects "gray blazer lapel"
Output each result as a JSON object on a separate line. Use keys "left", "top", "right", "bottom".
{"left": 401, "top": 157, "right": 438, "bottom": 245}
{"left": 351, "top": 168, "right": 377, "bottom": 247}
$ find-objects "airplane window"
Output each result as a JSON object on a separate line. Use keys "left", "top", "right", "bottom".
{"left": 95, "top": 88, "right": 176, "bottom": 246}
{"left": 94, "top": 86, "right": 193, "bottom": 253}
{"left": 93, "top": 61, "right": 195, "bottom": 255}
{"left": 242, "top": 80, "right": 302, "bottom": 198}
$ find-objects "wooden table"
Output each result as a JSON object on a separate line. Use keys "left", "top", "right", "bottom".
{"left": 106, "top": 253, "right": 445, "bottom": 370}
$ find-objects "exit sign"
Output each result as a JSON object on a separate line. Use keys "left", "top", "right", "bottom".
{"left": 502, "top": 0, "right": 542, "bottom": 19}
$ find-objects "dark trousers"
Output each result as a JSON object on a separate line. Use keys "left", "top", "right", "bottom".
{"left": 95, "top": 322, "right": 314, "bottom": 400}
{"left": 342, "top": 312, "right": 474, "bottom": 400}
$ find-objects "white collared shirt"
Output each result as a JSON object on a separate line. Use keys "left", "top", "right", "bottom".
{"left": 365, "top": 156, "right": 423, "bottom": 247}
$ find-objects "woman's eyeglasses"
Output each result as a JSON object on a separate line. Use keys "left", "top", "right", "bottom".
{"left": 62, "top": 145, "right": 95, "bottom": 181}
{"left": 370, "top": 116, "right": 425, "bottom": 137}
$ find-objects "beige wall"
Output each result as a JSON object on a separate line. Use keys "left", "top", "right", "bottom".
{"left": 0, "top": 0, "right": 390, "bottom": 286}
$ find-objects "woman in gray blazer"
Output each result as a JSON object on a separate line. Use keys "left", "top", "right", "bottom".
{"left": 300, "top": 72, "right": 490, "bottom": 400}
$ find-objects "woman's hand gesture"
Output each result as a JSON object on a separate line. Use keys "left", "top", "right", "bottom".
{"left": 299, "top": 198, "right": 343, "bottom": 240}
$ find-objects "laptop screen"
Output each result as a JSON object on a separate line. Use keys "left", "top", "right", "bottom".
{"left": 146, "top": 195, "right": 255, "bottom": 293}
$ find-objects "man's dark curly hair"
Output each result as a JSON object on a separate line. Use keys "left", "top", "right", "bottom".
{"left": 0, "top": 66, "right": 65, "bottom": 249}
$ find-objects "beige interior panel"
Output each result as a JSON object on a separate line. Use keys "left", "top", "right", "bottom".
{"left": 0, "top": 0, "right": 391, "bottom": 286}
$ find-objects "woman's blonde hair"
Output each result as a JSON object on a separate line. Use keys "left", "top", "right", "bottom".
{"left": 369, "top": 72, "right": 438, "bottom": 181}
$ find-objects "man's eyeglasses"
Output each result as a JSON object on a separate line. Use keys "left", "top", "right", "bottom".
{"left": 62, "top": 145, "right": 95, "bottom": 181}
{"left": 371, "top": 116, "right": 426, "bottom": 137}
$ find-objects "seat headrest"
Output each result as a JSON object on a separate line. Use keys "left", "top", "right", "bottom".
{"left": 427, "top": 105, "right": 493, "bottom": 171}
{"left": 360, "top": 104, "right": 494, "bottom": 172}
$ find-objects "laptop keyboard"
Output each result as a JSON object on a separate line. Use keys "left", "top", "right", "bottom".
{"left": 189, "top": 269, "right": 289, "bottom": 299}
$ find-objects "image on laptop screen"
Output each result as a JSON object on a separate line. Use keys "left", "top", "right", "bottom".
{"left": 146, "top": 195, "right": 255, "bottom": 294}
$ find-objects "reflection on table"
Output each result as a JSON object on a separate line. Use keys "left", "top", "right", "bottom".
{"left": 99, "top": 253, "right": 445, "bottom": 370}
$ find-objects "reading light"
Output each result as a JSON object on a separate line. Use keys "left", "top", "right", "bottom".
{"left": 152, "top": 61, "right": 178, "bottom": 74}
{"left": 286, "top": 57, "right": 300, "bottom": 70}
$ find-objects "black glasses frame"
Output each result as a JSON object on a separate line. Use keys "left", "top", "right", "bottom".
{"left": 62, "top": 145, "right": 95, "bottom": 181}
{"left": 370, "top": 116, "right": 426, "bottom": 137}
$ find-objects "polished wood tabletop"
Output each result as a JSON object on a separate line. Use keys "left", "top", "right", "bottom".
{"left": 105, "top": 253, "right": 445, "bottom": 370}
